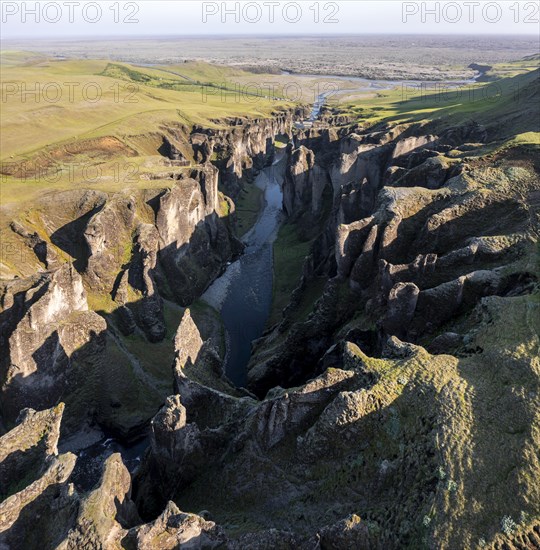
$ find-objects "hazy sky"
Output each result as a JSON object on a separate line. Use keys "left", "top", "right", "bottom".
{"left": 1, "top": 1, "right": 538, "bottom": 39}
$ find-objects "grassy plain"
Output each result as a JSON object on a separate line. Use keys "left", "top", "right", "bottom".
{"left": 0, "top": 54, "right": 286, "bottom": 159}
{"left": 337, "top": 64, "right": 540, "bottom": 143}
{"left": 4, "top": 35, "right": 538, "bottom": 79}
{"left": 0, "top": 52, "right": 296, "bottom": 206}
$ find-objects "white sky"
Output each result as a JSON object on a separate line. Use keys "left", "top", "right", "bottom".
{"left": 0, "top": 1, "right": 538, "bottom": 39}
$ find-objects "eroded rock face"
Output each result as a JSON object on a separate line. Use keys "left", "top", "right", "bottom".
{"left": 77, "top": 164, "right": 239, "bottom": 309}
{"left": 0, "top": 404, "right": 63, "bottom": 499}
{"left": 0, "top": 452, "right": 79, "bottom": 548}
{"left": 138, "top": 286, "right": 540, "bottom": 548}
{"left": 148, "top": 395, "right": 207, "bottom": 498}
{"left": 190, "top": 111, "right": 298, "bottom": 197}
{"left": 252, "top": 367, "right": 357, "bottom": 450}
{"left": 318, "top": 515, "right": 372, "bottom": 549}
{"left": 385, "top": 154, "right": 460, "bottom": 189}
{"left": 131, "top": 341, "right": 425, "bottom": 545}
{"left": 0, "top": 404, "right": 78, "bottom": 548}
{"left": 335, "top": 217, "right": 375, "bottom": 279}
{"left": 59, "top": 453, "right": 139, "bottom": 549}
{"left": 283, "top": 145, "right": 330, "bottom": 220}
{"left": 135, "top": 365, "right": 363, "bottom": 522}
{"left": 124, "top": 501, "right": 226, "bottom": 549}
{"left": 0, "top": 405, "right": 140, "bottom": 550}
{"left": 0, "top": 402, "right": 224, "bottom": 549}
{"left": 156, "top": 171, "right": 241, "bottom": 306}
{"left": 10, "top": 220, "right": 59, "bottom": 270}
{"left": 1, "top": 265, "right": 107, "bottom": 426}
{"left": 114, "top": 223, "right": 166, "bottom": 342}
{"left": 248, "top": 115, "right": 539, "bottom": 394}
{"left": 4, "top": 166, "right": 240, "bottom": 331}
{"left": 84, "top": 195, "right": 137, "bottom": 290}
{"left": 173, "top": 308, "right": 222, "bottom": 376}
{"left": 128, "top": 166, "right": 240, "bottom": 328}
{"left": 383, "top": 282, "right": 420, "bottom": 338}
{"left": 175, "top": 309, "right": 204, "bottom": 370}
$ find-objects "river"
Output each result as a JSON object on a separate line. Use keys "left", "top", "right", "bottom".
{"left": 296, "top": 71, "right": 482, "bottom": 124}
{"left": 202, "top": 72, "right": 481, "bottom": 384}
{"left": 202, "top": 150, "right": 286, "bottom": 387}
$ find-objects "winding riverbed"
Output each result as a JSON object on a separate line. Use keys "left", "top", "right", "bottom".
{"left": 202, "top": 151, "right": 286, "bottom": 386}
{"left": 299, "top": 71, "right": 482, "bottom": 124}
{"left": 201, "top": 73, "right": 483, "bottom": 385}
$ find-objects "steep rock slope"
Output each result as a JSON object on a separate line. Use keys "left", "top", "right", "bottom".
{"left": 247, "top": 113, "right": 539, "bottom": 395}
{"left": 134, "top": 293, "right": 539, "bottom": 548}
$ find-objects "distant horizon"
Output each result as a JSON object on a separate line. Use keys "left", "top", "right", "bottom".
{"left": 2, "top": 32, "right": 539, "bottom": 43}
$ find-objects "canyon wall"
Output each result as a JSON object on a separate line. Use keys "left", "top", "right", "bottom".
{"left": 0, "top": 108, "right": 299, "bottom": 436}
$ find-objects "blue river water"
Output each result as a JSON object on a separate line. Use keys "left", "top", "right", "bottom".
{"left": 202, "top": 152, "right": 286, "bottom": 387}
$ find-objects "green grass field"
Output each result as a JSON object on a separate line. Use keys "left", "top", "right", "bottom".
{"left": 269, "top": 221, "right": 315, "bottom": 326}
{"left": 0, "top": 53, "right": 287, "bottom": 161}
{"left": 234, "top": 182, "right": 264, "bottom": 237}
{"left": 0, "top": 52, "right": 298, "bottom": 207}
{"left": 338, "top": 64, "right": 540, "bottom": 144}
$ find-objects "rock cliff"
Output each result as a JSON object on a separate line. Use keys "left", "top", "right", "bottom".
{"left": 247, "top": 116, "right": 539, "bottom": 397}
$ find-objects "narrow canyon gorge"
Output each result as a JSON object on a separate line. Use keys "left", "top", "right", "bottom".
{"left": 1, "top": 69, "right": 539, "bottom": 549}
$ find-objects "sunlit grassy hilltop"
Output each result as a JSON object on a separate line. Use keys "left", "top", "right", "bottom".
{"left": 0, "top": 52, "right": 288, "bottom": 160}
{"left": 0, "top": 52, "right": 297, "bottom": 205}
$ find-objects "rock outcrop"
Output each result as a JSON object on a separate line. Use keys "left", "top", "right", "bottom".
{"left": 283, "top": 145, "right": 330, "bottom": 220}
{"left": 58, "top": 453, "right": 139, "bottom": 549}
{"left": 135, "top": 285, "right": 540, "bottom": 548}
{"left": 0, "top": 402, "right": 225, "bottom": 549}
{"left": 0, "top": 265, "right": 107, "bottom": 428}
{"left": 190, "top": 110, "right": 300, "bottom": 197}
{"left": 124, "top": 500, "right": 226, "bottom": 549}
{"left": 0, "top": 404, "right": 78, "bottom": 548}
{"left": 0, "top": 404, "right": 64, "bottom": 499}
{"left": 0, "top": 452, "right": 79, "bottom": 548}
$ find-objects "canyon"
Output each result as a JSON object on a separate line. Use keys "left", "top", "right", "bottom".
{"left": 0, "top": 62, "right": 539, "bottom": 549}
